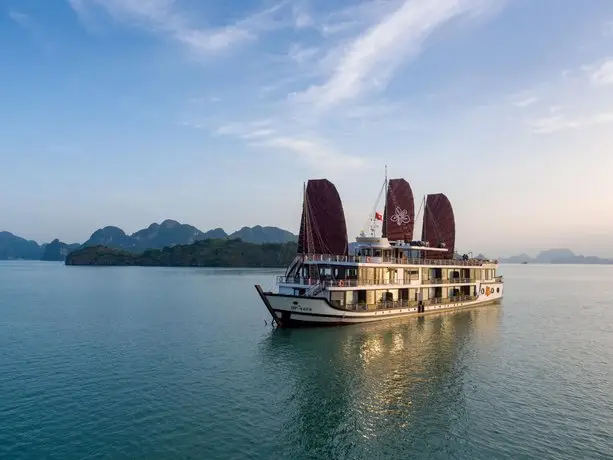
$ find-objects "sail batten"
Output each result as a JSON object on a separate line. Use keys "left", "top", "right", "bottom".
{"left": 297, "top": 179, "right": 348, "bottom": 256}
{"left": 382, "top": 178, "right": 415, "bottom": 242}
{"left": 421, "top": 193, "right": 455, "bottom": 259}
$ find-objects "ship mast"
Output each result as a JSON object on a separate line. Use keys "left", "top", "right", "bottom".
{"left": 383, "top": 163, "right": 388, "bottom": 237}
{"left": 384, "top": 164, "right": 388, "bottom": 198}
{"left": 362, "top": 166, "right": 387, "bottom": 237}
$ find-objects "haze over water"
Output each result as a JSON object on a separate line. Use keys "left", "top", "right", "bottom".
{"left": 1, "top": 262, "right": 612, "bottom": 459}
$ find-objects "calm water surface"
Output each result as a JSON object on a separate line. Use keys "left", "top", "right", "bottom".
{"left": 0, "top": 262, "right": 612, "bottom": 459}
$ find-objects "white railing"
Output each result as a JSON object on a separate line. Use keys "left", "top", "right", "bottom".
{"left": 334, "top": 295, "right": 478, "bottom": 311}
{"left": 299, "top": 254, "right": 498, "bottom": 266}
{"left": 276, "top": 276, "right": 479, "bottom": 288}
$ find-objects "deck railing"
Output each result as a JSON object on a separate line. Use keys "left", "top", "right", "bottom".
{"left": 299, "top": 254, "right": 498, "bottom": 266}
{"left": 276, "top": 276, "right": 478, "bottom": 288}
{"left": 334, "top": 295, "right": 478, "bottom": 311}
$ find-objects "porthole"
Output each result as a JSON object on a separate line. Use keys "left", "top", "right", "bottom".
{"left": 496, "top": 288, "right": 500, "bottom": 293}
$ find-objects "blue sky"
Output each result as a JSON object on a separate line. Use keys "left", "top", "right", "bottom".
{"left": 2, "top": 0, "right": 613, "bottom": 257}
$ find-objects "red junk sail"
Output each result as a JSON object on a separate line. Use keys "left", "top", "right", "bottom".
{"left": 421, "top": 193, "right": 455, "bottom": 259}
{"left": 297, "top": 179, "right": 348, "bottom": 256}
{"left": 382, "top": 178, "right": 415, "bottom": 242}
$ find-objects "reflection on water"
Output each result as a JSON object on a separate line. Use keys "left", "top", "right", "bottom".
{"left": 259, "top": 306, "right": 503, "bottom": 459}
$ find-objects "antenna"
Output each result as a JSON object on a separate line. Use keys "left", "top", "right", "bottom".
{"left": 384, "top": 164, "right": 388, "bottom": 205}
{"left": 382, "top": 164, "right": 388, "bottom": 238}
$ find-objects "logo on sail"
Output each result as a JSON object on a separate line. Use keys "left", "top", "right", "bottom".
{"left": 390, "top": 206, "right": 410, "bottom": 226}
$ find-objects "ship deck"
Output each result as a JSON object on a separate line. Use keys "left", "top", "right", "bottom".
{"left": 299, "top": 253, "right": 498, "bottom": 267}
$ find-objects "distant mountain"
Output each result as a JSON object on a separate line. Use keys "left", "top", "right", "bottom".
{"left": 534, "top": 248, "right": 576, "bottom": 263}
{"left": 500, "top": 253, "right": 532, "bottom": 264}
{"left": 1, "top": 222, "right": 297, "bottom": 259}
{"left": 82, "top": 221, "right": 295, "bottom": 252}
{"left": 202, "top": 227, "right": 228, "bottom": 239}
{"left": 81, "top": 220, "right": 218, "bottom": 252}
{"left": 501, "top": 248, "right": 613, "bottom": 264}
{"left": 131, "top": 219, "right": 207, "bottom": 247}
{"left": 83, "top": 226, "right": 141, "bottom": 251}
{"left": 0, "top": 231, "right": 43, "bottom": 260}
{"left": 41, "top": 239, "right": 81, "bottom": 261}
{"left": 229, "top": 225, "right": 297, "bottom": 244}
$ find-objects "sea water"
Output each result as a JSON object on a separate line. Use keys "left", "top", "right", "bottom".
{"left": 0, "top": 262, "right": 612, "bottom": 459}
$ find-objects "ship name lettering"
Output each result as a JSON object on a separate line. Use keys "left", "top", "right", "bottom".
{"left": 291, "top": 304, "right": 312, "bottom": 312}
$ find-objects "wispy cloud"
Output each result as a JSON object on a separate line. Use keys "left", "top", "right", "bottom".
{"left": 587, "top": 58, "right": 613, "bottom": 86}
{"left": 213, "top": 120, "right": 366, "bottom": 171}
{"left": 512, "top": 94, "right": 538, "bottom": 108}
{"left": 318, "top": 0, "right": 400, "bottom": 38}
{"left": 253, "top": 135, "right": 366, "bottom": 171}
{"left": 8, "top": 9, "right": 55, "bottom": 52}
{"left": 295, "top": 0, "right": 498, "bottom": 109}
{"left": 9, "top": 11, "right": 30, "bottom": 28}
{"left": 70, "top": 0, "right": 291, "bottom": 54}
{"left": 292, "top": 2, "right": 313, "bottom": 29}
{"left": 531, "top": 112, "right": 613, "bottom": 134}
{"left": 287, "top": 43, "right": 319, "bottom": 64}
{"left": 178, "top": 0, "right": 504, "bottom": 172}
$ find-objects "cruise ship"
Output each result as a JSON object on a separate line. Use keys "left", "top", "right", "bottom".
{"left": 255, "top": 175, "right": 503, "bottom": 327}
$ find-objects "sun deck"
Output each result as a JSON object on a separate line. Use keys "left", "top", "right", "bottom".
{"left": 301, "top": 253, "right": 498, "bottom": 267}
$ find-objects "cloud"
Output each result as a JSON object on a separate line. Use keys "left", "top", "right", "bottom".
{"left": 587, "top": 58, "right": 613, "bottom": 86}
{"left": 295, "top": 0, "right": 498, "bottom": 109}
{"left": 179, "top": 0, "right": 502, "bottom": 173}
{"left": 69, "top": 0, "right": 290, "bottom": 55}
{"left": 530, "top": 112, "right": 613, "bottom": 134}
{"left": 9, "top": 11, "right": 30, "bottom": 28}
{"left": 292, "top": 2, "right": 313, "bottom": 29}
{"left": 8, "top": 9, "right": 55, "bottom": 51}
{"left": 213, "top": 120, "right": 365, "bottom": 171}
{"left": 287, "top": 43, "right": 319, "bottom": 64}
{"left": 318, "top": 0, "right": 401, "bottom": 37}
{"left": 512, "top": 95, "right": 537, "bottom": 108}
{"left": 254, "top": 135, "right": 366, "bottom": 171}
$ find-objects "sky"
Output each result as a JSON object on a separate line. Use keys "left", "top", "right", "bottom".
{"left": 1, "top": 0, "right": 613, "bottom": 257}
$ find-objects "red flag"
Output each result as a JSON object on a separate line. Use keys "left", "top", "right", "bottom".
{"left": 375, "top": 212, "right": 383, "bottom": 221}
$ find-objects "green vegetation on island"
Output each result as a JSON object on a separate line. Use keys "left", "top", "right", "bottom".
{"left": 65, "top": 238, "right": 299, "bottom": 267}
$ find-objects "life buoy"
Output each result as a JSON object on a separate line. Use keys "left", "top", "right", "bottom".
{"left": 366, "top": 257, "right": 372, "bottom": 263}
{"left": 338, "top": 280, "right": 345, "bottom": 287}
